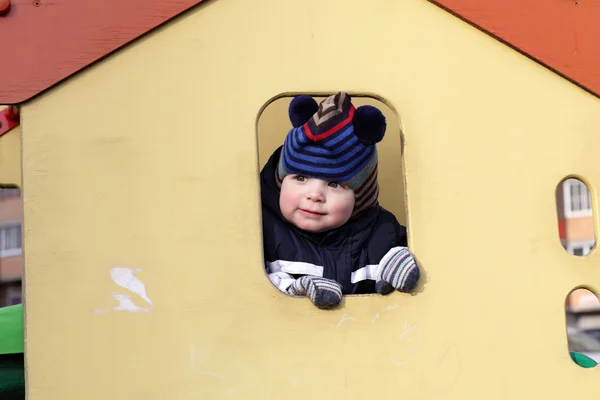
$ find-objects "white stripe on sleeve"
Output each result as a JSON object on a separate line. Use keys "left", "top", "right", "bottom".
{"left": 267, "top": 260, "right": 324, "bottom": 277}
{"left": 350, "top": 264, "right": 380, "bottom": 283}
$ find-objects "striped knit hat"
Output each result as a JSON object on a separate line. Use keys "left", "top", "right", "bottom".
{"left": 277, "top": 92, "right": 386, "bottom": 217}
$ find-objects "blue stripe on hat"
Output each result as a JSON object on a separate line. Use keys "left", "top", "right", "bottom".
{"left": 286, "top": 135, "right": 366, "bottom": 166}
{"left": 290, "top": 126, "right": 360, "bottom": 158}
{"left": 286, "top": 123, "right": 367, "bottom": 165}
{"left": 282, "top": 145, "right": 375, "bottom": 182}
{"left": 283, "top": 136, "right": 372, "bottom": 169}
{"left": 288, "top": 124, "right": 356, "bottom": 154}
{"left": 284, "top": 137, "right": 374, "bottom": 169}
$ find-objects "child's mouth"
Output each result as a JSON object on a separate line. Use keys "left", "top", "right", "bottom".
{"left": 299, "top": 209, "right": 326, "bottom": 217}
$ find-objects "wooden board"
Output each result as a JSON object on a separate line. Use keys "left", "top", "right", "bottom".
{"left": 0, "top": 0, "right": 205, "bottom": 104}
{"left": 429, "top": 0, "right": 600, "bottom": 97}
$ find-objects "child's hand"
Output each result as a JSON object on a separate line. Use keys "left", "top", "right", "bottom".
{"left": 376, "top": 247, "right": 420, "bottom": 295}
{"left": 286, "top": 276, "right": 342, "bottom": 309}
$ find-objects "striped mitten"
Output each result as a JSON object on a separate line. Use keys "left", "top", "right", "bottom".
{"left": 286, "top": 276, "right": 343, "bottom": 309}
{"left": 376, "top": 246, "right": 420, "bottom": 295}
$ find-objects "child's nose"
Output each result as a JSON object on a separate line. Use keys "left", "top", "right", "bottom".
{"left": 306, "top": 183, "right": 325, "bottom": 202}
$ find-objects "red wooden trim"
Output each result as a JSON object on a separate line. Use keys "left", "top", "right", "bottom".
{"left": 0, "top": 0, "right": 205, "bottom": 104}
{"left": 429, "top": 0, "right": 600, "bottom": 98}
{"left": 0, "top": 106, "right": 19, "bottom": 137}
{"left": 558, "top": 219, "right": 566, "bottom": 240}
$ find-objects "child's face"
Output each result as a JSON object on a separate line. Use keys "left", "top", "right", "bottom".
{"left": 280, "top": 175, "right": 355, "bottom": 233}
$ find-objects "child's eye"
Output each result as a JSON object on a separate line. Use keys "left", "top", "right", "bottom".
{"left": 328, "top": 182, "right": 340, "bottom": 188}
{"left": 295, "top": 175, "right": 306, "bottom": 182}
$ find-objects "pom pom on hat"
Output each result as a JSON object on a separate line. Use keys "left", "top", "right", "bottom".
{"left": 353, "top": 105, "right": 386, "bottom": 145}
{"left": 289, "top": 95, "right": 319, "bottom": 128}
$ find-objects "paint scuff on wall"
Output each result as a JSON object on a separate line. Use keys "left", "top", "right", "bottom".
{"left": 95, "top": 267, "right": 154, "bottom": 314}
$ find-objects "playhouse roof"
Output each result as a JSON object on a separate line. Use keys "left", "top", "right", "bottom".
{"left": 0, "top": 0, "right": 599, "bottom": 103}
{"left": 429, "top": 0, "right": 600, "bottom": 98}
{"left": 0, "top": 0, "right": 205, "bottom": 104}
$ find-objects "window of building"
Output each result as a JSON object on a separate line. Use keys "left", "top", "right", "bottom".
{"left": 563, "top": 178, "right": 593, "bottom": 218}
{"left": 570, "top": 180, "right": 591, "bottom": 212}
{"left": 0, "top": 223, "right": 22, "bottom": 257}
{"left": 556, "top": 178, "right": 596, "bottom": 256}
{"left": 0, "top": 188, "right": 21, "bottom": 199}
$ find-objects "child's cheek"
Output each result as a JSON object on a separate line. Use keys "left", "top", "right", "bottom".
{"left": 279, "top": 189, "right": 297, "bottom": 220}
{"left": 330, "top": 196, "right": 354, "bottom": 219}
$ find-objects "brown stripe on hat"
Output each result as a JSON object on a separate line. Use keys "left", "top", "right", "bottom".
{"left": 345, "top": 152, "right": 378, "bottom": 190}
{"left": 353, "top": 166, "right": 378, "bottom": 203}
{"left": 309, "top": 92, "right": 351, "bottom": 131}
{"left": 354, "top": 167, "right": 378, "bottom": 203}
{"left": 352, "top": 187, "right": 379, "bottom": 217}
{"left": 355, "top": 175, "right": 378, "bottom": 205}
{"left": 351, "top": 168, "right": 379, "bottom": 217}
{"left": 355, "top": 177, "right": 379, "bottom": 210}
{"left": 352, "top": 192, "right": 379, "bottom": 217}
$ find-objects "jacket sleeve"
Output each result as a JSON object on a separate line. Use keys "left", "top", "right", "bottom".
{"left": 266, "top": 270, "right": 296, "bottom": 292}
{"left": 262, "top": 208, "right": 297, "bottom": 293}
{"left": 395, "top": 219, "right": 408, "bottom": 247}
{"left": 372, "top": 208, "right": 408, "bottom": 254}
{"left": 370, "top": 210, "right": 409, "bottom": 267}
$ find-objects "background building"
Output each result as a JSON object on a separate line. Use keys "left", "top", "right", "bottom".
{"left": 0, "top": 188, "right": 22, "bottom": 306}
{"left": 556, "top": 178, "right": 595, "bottom": 255}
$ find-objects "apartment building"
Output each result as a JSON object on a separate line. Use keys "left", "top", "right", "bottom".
{"left": 0, "top": 188, "right": 22, "bottom": 306}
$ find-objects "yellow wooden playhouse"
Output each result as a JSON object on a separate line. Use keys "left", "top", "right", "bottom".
{"left": 1, "top": 0, "right": 600, "bottom": 398}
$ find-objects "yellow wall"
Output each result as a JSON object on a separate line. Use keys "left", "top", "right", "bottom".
{"left": 15, "top": 0, "right": 600, "bottom": 398}
{"left": 0, "top": 106, "right": 21, "bottom": 187}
